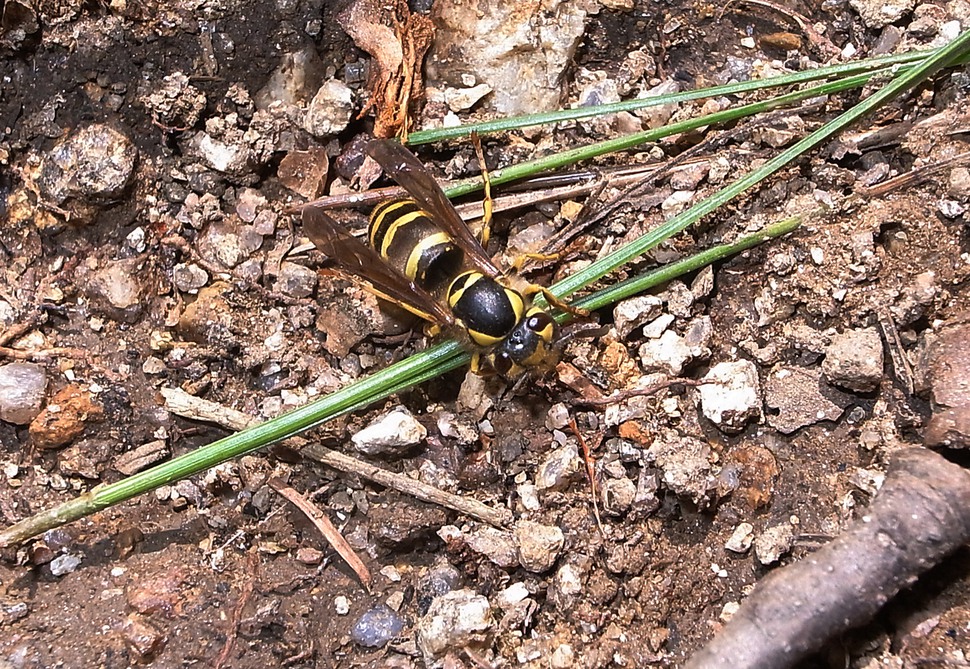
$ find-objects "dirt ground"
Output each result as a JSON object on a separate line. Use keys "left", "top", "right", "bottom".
{"left": 1, "top": 0, "right": 969, "bottom": 667}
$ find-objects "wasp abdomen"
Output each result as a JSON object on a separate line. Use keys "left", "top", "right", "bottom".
{"left": 370, "top": 198, "right": 464, "bottom": 293}
{"left": 448, "top": 272, "right": 525, "bottom": 346}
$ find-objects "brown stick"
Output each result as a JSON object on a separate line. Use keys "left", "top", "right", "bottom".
{"left": 161, "top": 388, "right": 513, "bottom": 528}
{"left": 685, "top": 447, "right": 970, "bottom": 669}
{"left": 267, "top": 477, "right": 372, "bottom": 589}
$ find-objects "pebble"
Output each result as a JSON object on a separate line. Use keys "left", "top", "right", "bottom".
{"left": 368, "top": 496, "right": 448, "bottom": 546}
{"left": 195, "top": 130, "right": 253, "bottom": 175}
{"left": 822, "top": 327, "right": 884, "bottom": 393}
{"left": 140, "top": 71, "right": 207, "bottom": 129}
{"left": 58, "top": 440, "right": 105, "bottom": 479}
{"left": 671, "top": 164, "right": 709, "bottom": 192}
{"left": 436, "top": 411, "right": 479, "bottom": 445}
{"left": 514, "top": 520, "right": 564, "bottom": 573}
{"left": 87, "top": 258, "right": 147, "bottom": 323}
{"left": 275, "top": 261, "right": 317, "bottom": 298}
{"left": 197, "top": 221, "right": 264, "bottom": 270}
{"left": 38, "top": 124, "right": 138, "bottom": 205}
{"left": 613, "top": 295, "right": 663, "bottom": 339}
{"left": 0, "top": 299, "right": 14, "bottom": 327}
{"left": 549, "top": 555, "right": 591, "bottom": 611}
{"left": 764, "top": 365, "right": 847, "bottom": 434}
{"left": 698, "top": 360, "right": 763, "bottom": 433}
{"left": 295, "top": 547, "right": 324, "bottom": 565}
{"left": 892, "top": 271, "right": 938, "bottom": 326}
{"left": 122, "top": 614, "right": 165, "bottom": 662}
{"left": 661, "top": 281, "right": 694, "bottom": 317}
{"left": 177, "top": 282, "right": 236, "bottom": 348}
{"left": 754, "top": 524, "right": 795, "bottom": 565}
{"left": 938, "top": 199, "right": 966, "bottom": 219}
{"left": 304, "top": 79, "right": 354, "bottom": 138}
{"left": 255, "top": 48, "right": 324, "bottom": 108}
{"left": 534, "top": 442, "right": 581, "bottom": 491}
{"left": 0, "top": 362, "right": 47, "bottom": 425}
{"left": 350, "top": 604, "right": 405, "bottom": 648}
{"left": 923, "top": 321, "right": 970, "bottom": 447}
{"left": 600, "top": 477, "right": 637, "bottom": 516}
{"left": 690, "top": 265, "right": 715, "bottom": 299}
{"left": 462, "top": 526, "right": 518, "bottom": 568}
{"left": 172, "top": 263, "right": 209, "bottom": 293}
{"left": 494, "top": 582, "right": 530, "bottom": 609}
{"left": 641, "top": 313, "right": 675, "bottom": 339}
{"left": 29, "top": 385, "right": 104, "bottom": 450}
{"left": 429, "top": 1, "right": 589, "bottom": 116}
{"left": 724, "top": 522, "right": 755, "bottom": 554}
{"left": 351, "top": 408, "right": 427, "bottom": 455}
{"left": 415, "top": 589, "right": 493, "bottom": 659}
{"left": 948, "top": 166, "right": 970, "bottom": 200}
{"left": 49, "top": 553, "right": 82, "bottom": 576}
{"left": 639, "top": 330, "right": 693, "bottom": 375}
{"left": 444, "top": 83, "right": 493, "bottom": 112}
{"left": 545, "top": 403, "right": 571, "bottom": 431}
{"left": 417, "top": 561, "right": 462, "bottom": 615}
{"left": 646, "top": 429, "right": 714, "bottom": 505}
{"left": 848, "top": 0, "right": 915, "bottom": 28}
{"left": 551, "top": 643, "right": 576, "bottom": 668}
{"left": 278, "top": 148, "right": 330, "bottom": 199}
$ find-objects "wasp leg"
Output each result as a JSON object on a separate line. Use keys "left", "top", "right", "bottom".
{"left": 524, "top": 284, "right": 590, "bottom": 318}
{"left": 470, "top": 352, "right": 483, "bottom": 374}
{"left": 472, "top": 132, "right": 493, "bottom": 247}
{"left": 511, "top": 251, "right": 564, "bottom": 273}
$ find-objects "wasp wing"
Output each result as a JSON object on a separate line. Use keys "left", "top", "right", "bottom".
{"left": 302, "top": 208, "right": 455, "bottom": 328}
{"left": 366, "top": 140, "right": 501, "bottom": 277}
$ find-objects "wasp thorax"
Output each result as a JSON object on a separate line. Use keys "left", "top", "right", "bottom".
{"left": 447, "top": 271, "right": 526, "bottom": 347}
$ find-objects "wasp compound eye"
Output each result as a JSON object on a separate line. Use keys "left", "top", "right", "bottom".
{"left": 527, "top": 312, "right": 555, "bottom": 333}
{"left": 491, "top": 351, "right": 514, "bottom": 376}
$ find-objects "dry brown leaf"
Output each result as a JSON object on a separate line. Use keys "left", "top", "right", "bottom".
{"left": 337, "top": 0, "right": 434, "bottom": 139}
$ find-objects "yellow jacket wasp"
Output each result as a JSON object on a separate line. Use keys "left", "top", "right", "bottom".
{"left": 303, "top": 140, "right": 584, "bottom": 377}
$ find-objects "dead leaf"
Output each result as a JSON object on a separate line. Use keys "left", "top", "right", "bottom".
{"left": 337, "top": 0, "right": 434, "bottom": 139}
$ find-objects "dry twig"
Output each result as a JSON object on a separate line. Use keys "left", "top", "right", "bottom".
{"left": 685, "top": 448, "right": 970, "bottom": 669}
{"left": 160, "top": 388, "right": 513, "bottom": 528}
{"left": 268, "top": 477, "right": 372, "bottom": 589}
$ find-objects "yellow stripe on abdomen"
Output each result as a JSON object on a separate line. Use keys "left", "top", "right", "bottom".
{"left": 405, "top": 231, "right": 453, "bottom": 281}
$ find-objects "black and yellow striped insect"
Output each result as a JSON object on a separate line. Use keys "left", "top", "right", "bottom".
{"left": 303, "top": 140, "right": 573, "bottom": 377}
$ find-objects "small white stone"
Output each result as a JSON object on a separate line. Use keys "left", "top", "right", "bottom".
{"left": 698, "top": 360, "right": 763, "bottom": 433}
{"left": 514, "top": 520, "right": 564, "bottom": 573}
{"left": 754, "top": 523, "right": 795, "bottom": 565}
{"left": 351, "top": 407, "right": 427, "bottom": 455}
{"left": 335, "top": 595, "right": 350, "bottom": 615}
{"left": 720, "top": 601, "right": 741, "bottom": 622}
{"left": 304, "top": 79, "right": 354, "bottom": 138}
{"left": 415, "top": 589, "right": 493, "bottom": 659}
{"left": 725, "top": 522, "right": 755, "bottom": 553}
{"left": 494, "top": 582, "right": 530, "bottom": 608}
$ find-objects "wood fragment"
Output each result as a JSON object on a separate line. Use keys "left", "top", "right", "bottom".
{"left": 857, "top": 150, "right": 970, "bottom": 198}
{"left": 878, "top": 307, "right": 915, "bottom": 395}
{"left": 685, "top": 447, "right": 970, "bottom": 669}
{"left": 0, "top": 345, "right": 91, "bottom": 362}
{"left": 213, "top": 551, "right": 258, "bottom": 669}
{"left": 570, "top": 377, "right": 704, "bottom": 408}
{"left": 268, "top": 477, "right": 372, "bottom": 590}
{"left": 569, "top": 419, "right": 605, "bottom": 537}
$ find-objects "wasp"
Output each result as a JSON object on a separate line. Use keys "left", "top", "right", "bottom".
{"left": 303, "top": 140, "right": 583, "bottom": 377}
